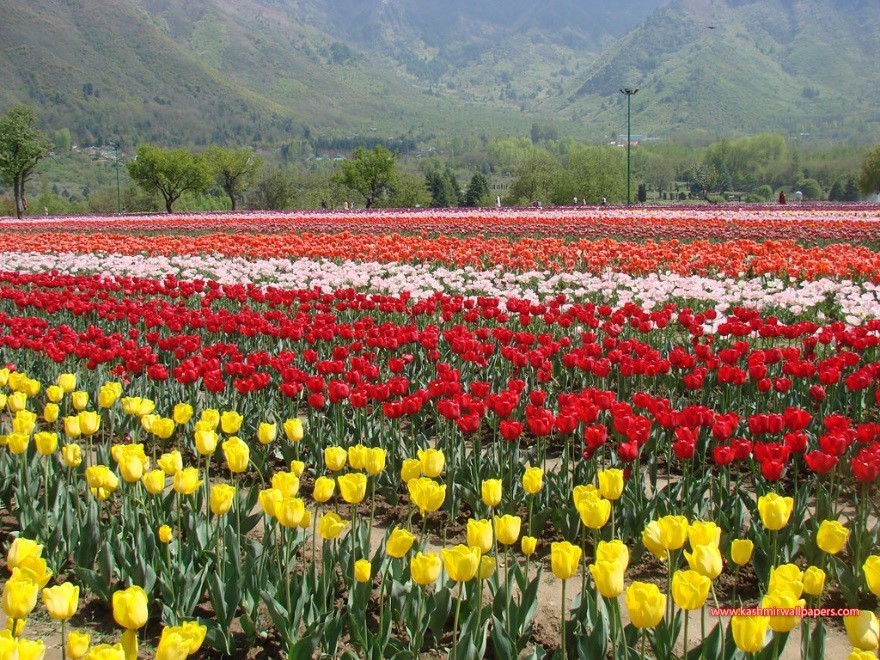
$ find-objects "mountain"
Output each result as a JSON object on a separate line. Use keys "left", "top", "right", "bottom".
{"left": 564, "top": 0, "right": 880, "bottom": 140}
{"left": 0, "top": 0, "right": 878, "bottom": 147}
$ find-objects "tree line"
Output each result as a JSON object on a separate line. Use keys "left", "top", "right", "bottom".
{"left": 3, "top": 104, "right": 880, "bottom": 217}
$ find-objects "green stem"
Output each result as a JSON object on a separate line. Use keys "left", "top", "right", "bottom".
{"left": 452, "top": 582, "right": 465, "bottom": 660}
{"left": 61, "top": 619, "right": 67, "bottom": 660}
{"left": 561, "top": 579, "right": 567, "bottom": 660}
{"left": 683, "top": 606, "right": 689, "bottom": 660}
{"left": 640, "top": 631, "right": 646, "bottom": 660}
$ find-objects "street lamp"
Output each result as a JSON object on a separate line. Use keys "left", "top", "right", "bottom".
{"left": 619, "top": 88, "right": 638, "bottom": 205}
{"left": 112, "top": 142, "right": 121, "bottom": 213}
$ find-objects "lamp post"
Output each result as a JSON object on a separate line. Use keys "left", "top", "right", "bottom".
{"left": 112, "top": 142, "right": 121, "bottom": 213}
{"left": 619, "top": 88, "right": 638, "bottom": 205}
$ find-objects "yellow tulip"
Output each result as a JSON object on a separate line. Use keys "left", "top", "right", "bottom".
{"left": 43, "top": 403, "right": 59, "bottom": 423}
{"left": 112, "top": 585, "right": 148, "bottom": 630}
{"left": 222, "top": 436, "right": 250, "bottom": 473}
{"left": 172, "top": 467, "right": 202, "bottom": 495}
{"left": 220, "top": 410, "right": 243, "bottom": 434}
{"left": 34, "top": 431, "right": 58, "bottom": 456}
{"left": 98, "top": 384, "right": 121, "bottom": 409}
{"left": 731, "top": 539, "right": 754, "bottom": 566}
{"left": 522, "top": 466, "right": 543, "bottom": 494}
{"left": 63, "top": 416, "right": 82, "bottom": 439}
{"left": 757, "top": 493, "right": 794, "bottom": 531}
{"left": 200, "top": 408, "right": 219, "bottom": 429}
{"left": 173, "top": 620, "right": 207, "bottom": 655}
{"left": 210, "top": 484, "right": 236, "bottom": 516}
{"left": 61, "top": 443, "right": 82, "bottom": 468}
{"left": 71, "top": 391, "right": 89, "bottom": 411}
{"left": 732, "top": 615, "right": 770, "bottom": 653}
{"left": 0, "top": 368, "right": 7, "bottom": 387}
{"left": 844, "top": 611, "right": 879, "bottom": 651}
{"left": 7, "top": 538, "right": 42, "bottom": 570}
{"left": 318, "top": 512, "right": 348, "bottom": 539}
{"left": 6, "top": 433, "right": 29, "bottom": 455}
{"left": 495, "top": 514, "right": 521, "bottom": 546}
{"left": 194, "top": 429, "right": 218, "bottom": 455}
{"left": 386, "top": 528, "right": 416, "bottom": 558}
{"left": 276, "top": 497, "right": 306, "bottom": 528}
{"left": 467, "top": 519, "right": 494, "bottom": 555}
{"left": 338, "top": 473, "right": 367, "bottom": 504}
{"left": 142, "top": 469, "right": 166, "bottom": 495}
{"left": 57, "top": 373, "right": 77, "bottom": 393}
{"left": 768, "top": 564, "right": 804, "bottom": 598}
{"left": 355, "top": 559, "right": 372, "bottom": 583}
{"left": 257, "top": 422, "right": 277, "bottom": 446}
{"left": 597, "top": 468, "right": 624, "bottom": 500}
{"left": 172, "top": 403, "right": 193, "bottom": 425}
{"left": 16, "top": 637, "right": 45, "bottom": 660}
{"left": 441, "top": 545, "right": 481, "bottom": 582}
{"left": 762, "top": 590, "right": 805, "bottom": 633}
{"left": 158, "top": 525, "right": 173, "bottom": 544}
{"left": 157, "top": 450, "right": 182, "bottom": 476}
{"left": 521, "top": 536, "right": 537, "bottom": 556}
{"left": 258, "top": 488, "right": 282, "bottom": 518}
{"left": 816, "top": 519, "right": 850, "bottom": 555}
{"left": 298, "top": 509, "right": 312, "bottom": 529}
{"left": 42, "top": 582, "right": 79, "bottom": 620}
{"left": 572, "top": 484, "right": 600, "bottom": 510}
{"left": 847, "top": 649, "right": 879, "bottom": 660}
{"left": 400, "top": 458, "right": 422, "bottom": 483}
{"left": 140, "top": 414, "right": 158, "bottom": 434}
{"left": 150, "top": 417, "right": 175, "bottom": 440}
{"left": 1, "top": 572, "right": 39, "bottom": 619}
{"left": 290, "top": 460, "right": 305, "bottom": 477}
{"left": 625, "top": 581, "right": 666, "bottom": 629}
{"left": 407, "top": 477, "right": 446, "bottom": 515}
{"left": 481, "top": 479, "right": 502, "bottom": 507}
{"left": 67, "top": 631, "right": 91, "bottom": 659}
{"left": 478, "top": 555, "right": 496, "bottom": 580}
{"left": 283, "top": 418, "right": 303, "bottom": 442}
{"left": 7, "top": 391, "right": 27, "bottom": 413}
{"left": 550, "top": 541, "right": 581, "bottom": 580}
{"left": 78, "top": 411, "right": 101, "bottom": 436}
{"left": 577, "top": 496, "right": 611, "bottom": 529}
{"left": 272, "top": 471, "right": 300, "bottom": 498}
{"left": 23, "top": 378, "right": 40, "bottom": 397}
{"left": 365, "top": 447, "right": 386, "bottom": 476}
{"left": 657, "top": 515, "right": 689, "bottom": 550}
{"left": 13, "top": 410, "right": 37, "bottom": 435}
{"left": 324, "top": 446, "right": 347, "bottom": 472}
{"left": 312, "top": 476, "right": 336, "bottom": 503}
{"left": 84, "top": 643, "right": 125, "bottom": 660}
{"left": 417, "top": 448, "right": 444, "bottom": 478}
{"left": 684, "top": 544, "right": 723, "bottom": 580}
{"left": 18, "top": 555, "right": 52, "bottom": 588}
{"left": 802, "top": 566, "right": 826, "bottom": 597}
{"left": 45, "top": 384, "right": 64, "bottom": 403}
{"left": 595, "top": 539, "right": 629, "bottom": 570}
{"left": 119, "top": 455, "right": 145, "bottom": 483}
{"left": 348, "top": 444, "right": 368, "bottom": 470}
{"left": 155, "top": 630, "right": 189, "bottom": 660}
{"left": 864, "top": 556, "right": 880, "bottom": 597}
{"left": 688, "top": 521, "right": 721, "bottom": 548}
{"left": 85, "top": 465, "right": 119, "bottom": 492}
{"left": 671, "top": 570, "right": 711, "bottom": 610}
{"left": 590, "top": 560, "right": 625, "bottom": 598}
{"left": 410, "top": 552, "right": 442, "bottom": 586}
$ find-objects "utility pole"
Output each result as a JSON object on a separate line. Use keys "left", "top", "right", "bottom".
{"left": 619, "top": 88, "right": 638, "bottom": 205}
{"left": 112, "top": 142, "right": 121, "bottom": 213}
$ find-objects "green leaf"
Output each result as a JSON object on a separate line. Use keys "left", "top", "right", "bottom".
{"left": 491, "top": 615, "right": 515, "bottom": 658}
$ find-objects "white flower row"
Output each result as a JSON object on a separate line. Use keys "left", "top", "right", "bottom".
{"left": 3, "top": 251, "right": 879, "bottom": 323}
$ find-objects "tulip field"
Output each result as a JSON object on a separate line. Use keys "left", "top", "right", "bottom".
{"left": 1, "top": 205, "right": 880, "bottom": 659}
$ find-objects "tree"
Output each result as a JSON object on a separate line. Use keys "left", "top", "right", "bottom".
{"left": 858, "top": 144, "right": 880, "bottom": 196}
{"left": 463, "top": 173, "right": 490, "bottom": 207}
{"left": 689, "top": 163, "right": 722, "bottom": 203}
{"left": 127, "top": 145, "right": 212, "bottom": 213}
{"left": 844, "top": 177, "right": 860, "bottom": 201}
{"left": 205, "top": 146, "right": 262, "bottom": 210}
{"left": 795, "top": 178, "right": 822, "bottom": 200}
{"left": 426, "top": 169, "right": 456, "bottom": 208}
{"left": 384, "top": 171, "right": 431, "bottom": 208}
{"left": 332, "top": 145, "right": 398, "bottom": 208}
{"left": 246, "top": 167, "right": 297, "bottom": 210}
{"left": 508, "top": 150, "right": 562, "bottom": 205}
{"left": 0, "top": 105, "right": 53, "bottom": 218}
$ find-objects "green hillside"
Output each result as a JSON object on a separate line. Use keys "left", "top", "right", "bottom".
{"left": 0, "top": 0, "right": 878, "bottom": 148}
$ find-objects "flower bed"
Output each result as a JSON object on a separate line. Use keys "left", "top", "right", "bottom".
{"left": 0, "top": 208, "right": 878, "bottom": 659}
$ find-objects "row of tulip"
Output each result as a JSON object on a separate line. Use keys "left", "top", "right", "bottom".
{"left": 1, "top": 368, "right": 879, "bottom": 657}
{"left": 2, "top": 252, "right": 879, "bottom": 323}
{"left": 3, "top": 206, "right": 880, "bottom": 244}
{"left": 3, "top": 230, "right": 880, "bottom": 279}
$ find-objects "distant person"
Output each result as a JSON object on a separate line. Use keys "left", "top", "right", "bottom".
{"left": 495, "top": 195, "right": 501, "bottom": 208}
{"left": 601, "top": 196, "right": 608, "bottom": 206}
{"left": 778, "top": 191, "right": 787, "bottom": 204}
{"left": 321, "top": 199, "right": 328, "bottom": 209}
{"left": 794, "top": 190, "right": 803, "bottom": 203}
{"left": 573, "top": 196, "right": 578, "bottom": 205}
{"left": 344, "top": 201, "right": 350, "bottom": 210}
